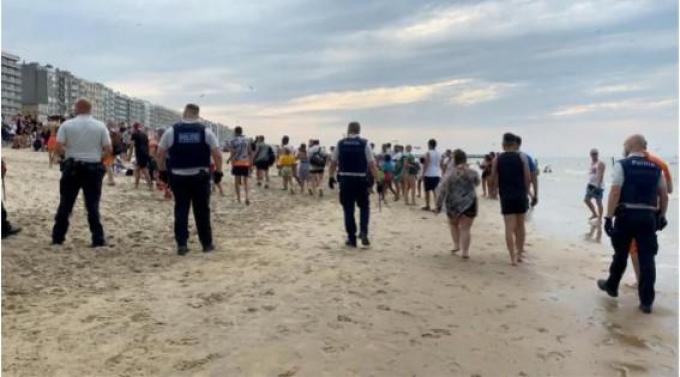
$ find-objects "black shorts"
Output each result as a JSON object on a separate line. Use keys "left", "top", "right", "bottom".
{"left": 310, "top": 165, "right": 325, "bottom": 174}
{"left": 255, "top": 160, "right": 269, "bottom": 171}
{"left": 136, "top": 153, "right": 149, "bottom": 169}
{"left": 463, "top": 199, "right": 478, "bottom": 218}
{"left": 424, "top": 176, "right": 440, "bottom": 192}
{"left": 232, "top": 166, "right": 250, "bottom": 177}
{"left": 500, "top": 197, "right": 528, "bottom": 215}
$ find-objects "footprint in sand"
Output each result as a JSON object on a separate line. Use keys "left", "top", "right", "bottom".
{"left": 173, "top": 353, "right": 221, "bottom": 371}
{"left": 609, "top": 362, "right": 648, "bottom": 377}
{"left": 167, "top": 337, "right": 200, "bottom": 346}
{"left": 421, "top": 328, "right": 451, "bottom": 338}
{"left": 278, "top": 366, "right": 300, "bottom": 377}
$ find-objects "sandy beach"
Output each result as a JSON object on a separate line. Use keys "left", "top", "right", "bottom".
{"left": 1, "top": 148, "right": 677, "bottom": 377}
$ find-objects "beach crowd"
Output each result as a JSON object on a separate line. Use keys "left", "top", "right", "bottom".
{"left": 0, "top": 100, "right": 672, "bottom": 315}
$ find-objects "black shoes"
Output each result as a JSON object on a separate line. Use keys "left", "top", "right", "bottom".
{"left": 91, "top": 241, "right": 106, "bottom": 248}
{"left": 178, "top": 245, "right": 215, "bottom": 255}
{"left": 639, "top": 304, "right": 652, "bottom": 314}
{"left": 345, "top": 238, "right": 357, "bottom": 248}
{"left": 360, "top": 235, "right": 370, "bottom": 247}
{"left": 597, "top": 279, "right": 618, "bottom": 298}
{"left": 2, "top": 226, "right": 21, "bottom": 239}
{"left": 177, "top": 246, "right": 189, "bottom": 256}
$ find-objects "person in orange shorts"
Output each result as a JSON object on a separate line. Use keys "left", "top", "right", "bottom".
{"left": 628, "top": 151, "right": 673, "bottom": 285}
{"left": 46, "top": 116, "right": 61, "bottom": 169}
{"left": 227, "top": 126, "right": 253, "bottom": 205}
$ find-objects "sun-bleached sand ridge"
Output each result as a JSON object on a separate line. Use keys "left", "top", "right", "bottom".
{"left": 1, "top": 148, "right": 677, "bottom": 377}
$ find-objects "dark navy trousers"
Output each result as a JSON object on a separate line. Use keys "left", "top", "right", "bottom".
{"left": 169, "top": 172, "right": 212, "bottom": 248}
{"left": 339, "top": 176, "right": 370, "bottom": 241}
{"left": 605, "top": 209, "right": 658, "bottom": 306}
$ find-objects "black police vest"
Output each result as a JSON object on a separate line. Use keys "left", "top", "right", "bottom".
{"left": 619, "top": 155, "right": 661, "bottom": 208}
{"left": 337, "top": 137, "right": 368, "bottom": 177}
{"left": 168, "top": 122, "right": 211, "bottom": 170}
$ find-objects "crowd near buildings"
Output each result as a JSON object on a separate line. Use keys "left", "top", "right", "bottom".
{"left": 1, "top": 51, "right": 231, "bottom": 141}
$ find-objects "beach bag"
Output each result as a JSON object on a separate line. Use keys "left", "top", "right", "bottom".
{"left": 310, "top": 149, "right": 327, "bottom": 167}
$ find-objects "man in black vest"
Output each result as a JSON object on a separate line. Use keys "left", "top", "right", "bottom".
{"left": 328, "top": 122, "right": 379, "bottom": 248}
{"left": 157, "top": 104, "right": 224, "bottom": 255}
{"left": 598, "top": 134, "right": 668, "bottom": 314}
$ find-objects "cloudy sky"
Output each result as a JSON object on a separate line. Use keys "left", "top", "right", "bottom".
{"left": 3, "top": 0, "right": 678, "bottom": 156}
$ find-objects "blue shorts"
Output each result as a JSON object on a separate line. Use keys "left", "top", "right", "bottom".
{"left": 585, "top": 184, "right": 604, "bottom": 201}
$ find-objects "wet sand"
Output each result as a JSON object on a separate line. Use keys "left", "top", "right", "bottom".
{"left": 2, "top": 148, "right": 677, "bottom": 377}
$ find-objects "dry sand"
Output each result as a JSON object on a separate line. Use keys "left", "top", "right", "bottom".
{"left": 1, "top": 148, "right": 677, "bottom": 377}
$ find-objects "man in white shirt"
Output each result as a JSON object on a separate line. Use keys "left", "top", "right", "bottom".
{"left": 422, "top": 138, "right": 442, "bottom": 211}
{"left": 52, "top": 98, "right": 112, "bottom": 248}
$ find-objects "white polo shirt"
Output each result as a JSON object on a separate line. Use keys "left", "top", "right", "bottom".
{"left": 56, "top": 114, "right": 111, "bottom": 163}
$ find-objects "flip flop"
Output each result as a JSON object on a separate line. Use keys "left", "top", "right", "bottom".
{"left": 451, "top": 248, "right": 460, "bottom": 253}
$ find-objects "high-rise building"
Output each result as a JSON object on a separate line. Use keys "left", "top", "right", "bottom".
{"left": 129, "top": 98, "right": 147, "bottom": 125}
{"left": 1, "top": 51, "right": 23, "bottom": 119}
{"left": 113, "top": 92, "right": 130, "bottom": 123}
{"left": 3, "top": 50, "right": 230, "bottom": 136}
{"left": 149, "top": 104, "right": 181, "bottom": 129}
{"left": 21, "top": 62, "right": 59, "bottom": 121}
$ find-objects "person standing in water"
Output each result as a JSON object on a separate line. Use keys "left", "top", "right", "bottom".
{"left": 435, "top": 149, "right": 480, "bottom": 259}
{"left": 328, "top": 121, "right": 379, "bottom": 248}
{"left": 490, "top": 133, "right": 531, "bottom": 265}
{"left": 480, "top": 154, "right": 493, "bottom": 197}
{"left": 584, "top": 148, "right": 606, "bottom": 220}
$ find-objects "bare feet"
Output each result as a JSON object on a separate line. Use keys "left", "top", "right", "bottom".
{"left": 451, "top": 248, "right": 460, "bottom": 254}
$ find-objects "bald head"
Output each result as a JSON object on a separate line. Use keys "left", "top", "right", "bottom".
{"left": 74, "top": 98, "right": 92, "bottom": 115}
{"left": 624, "top": 134, "right": 647, "bottom": 154}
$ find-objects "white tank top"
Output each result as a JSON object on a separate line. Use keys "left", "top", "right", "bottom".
{"left": 425, "top": 150, "right": 442, "bottom": 177}
{"left": 588, "top": 161, "right": 601, "bottom": 187}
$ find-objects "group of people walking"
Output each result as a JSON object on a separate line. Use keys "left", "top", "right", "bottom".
{"left": 1, "top": 98, "right": 671, "bottom": 315}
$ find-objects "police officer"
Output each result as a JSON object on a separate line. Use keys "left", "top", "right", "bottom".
{"left": 52, "top": 98, "right": 111, "bottom": 248}
{"left": 598, "top": 134, "right": 668, "bottom": 314}
{"left": 156, "top": 104, "right": 223, "bottom": 255}
{"left": 328, "top": 122, "right": 379, "bottom": 248}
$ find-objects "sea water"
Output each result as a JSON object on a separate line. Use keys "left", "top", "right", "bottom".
{"left": 529, "top": 156, "right": 678, "bottom": 292}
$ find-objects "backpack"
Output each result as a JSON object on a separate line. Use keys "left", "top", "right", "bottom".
{"left": 266, "top": 146, "right": 276, "bottom": 166}
{"left": 407, "top": 156, "right": 420, "bottom": 175}
{"left": 310, "top": 148, "right": 327, "bottom": 167}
